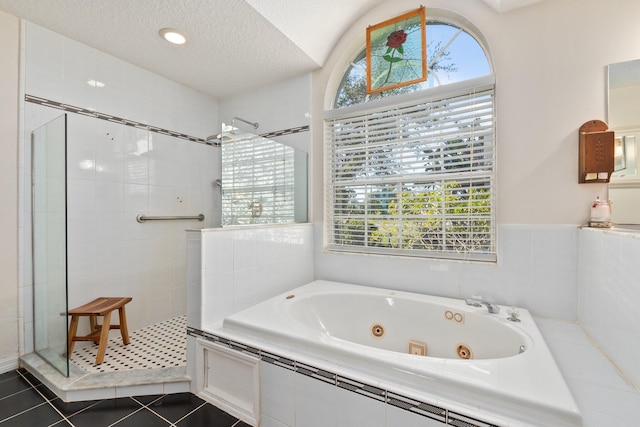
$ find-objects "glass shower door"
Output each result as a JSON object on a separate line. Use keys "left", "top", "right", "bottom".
{"left": 32, "top": 114, "right": 69, "bottom": 376}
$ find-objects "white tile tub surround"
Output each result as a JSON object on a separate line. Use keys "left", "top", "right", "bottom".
{"left": 18, "top": 20, "right": 221, "bottom": 343}
{"left": 314, "top": 223, "right": 579, "bottom": 320}
{"left": 578, "top": 227, "right": 640, "bottom": 389}
{"left": 185, "top": 223, "right": 314, "bottom": 331}
{"left": 256, "top": 357, "right": 505, "bottom": 427}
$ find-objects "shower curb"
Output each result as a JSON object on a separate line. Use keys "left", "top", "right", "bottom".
{"left": 20, "top": 352, "right": 190, "bottom": 402}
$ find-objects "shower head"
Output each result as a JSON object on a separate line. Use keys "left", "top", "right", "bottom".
{"left": 232, "top": 116, "right": 259, "bottom": 130}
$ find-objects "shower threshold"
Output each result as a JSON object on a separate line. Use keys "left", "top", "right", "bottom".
{"left": 20, "top": 316, "right": 189, "bottom": 402}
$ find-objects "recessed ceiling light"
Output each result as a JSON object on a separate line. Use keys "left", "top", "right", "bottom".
{"left": 159, "top": 28, "right": 188, "bottom": 45}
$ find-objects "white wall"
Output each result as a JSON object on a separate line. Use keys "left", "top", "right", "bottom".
{"left": 19, "top": 21, "right": 221, "bottom": 350}
{"left": 0, "top": 10, "right": 20, "bottom": 372}
{"left": 219, "top": 74, "right": 312, "bottom": 153}
{"left": 313, "top": 0, "right": 640, "bottom": 225}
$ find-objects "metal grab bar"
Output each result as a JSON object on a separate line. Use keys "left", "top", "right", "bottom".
{"left": 136, "top": 214, "right": 205, "bottom": 223}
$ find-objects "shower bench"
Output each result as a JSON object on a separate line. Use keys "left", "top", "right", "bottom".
{"left": 67, "top": 297, "right": 132, "bottom": 365}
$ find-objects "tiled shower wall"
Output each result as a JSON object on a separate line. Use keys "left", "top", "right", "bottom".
{"left": 18, "top": 22, "right": 220, "bottom": 354}
{"left": 578, "top": 228, "right": 640, "bottom": 388}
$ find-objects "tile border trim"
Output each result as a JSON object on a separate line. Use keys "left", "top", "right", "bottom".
{"left": 25, "top": 94, "right": 214, "bottom": 146}
{"left": 259, "top": 125, "right": 309, "bottom": 139}
{"left": 25, "top": 94, "right": 310, "bottom": 147}
{"left": 187, "top": 327, "right": 500, "bottom": 427}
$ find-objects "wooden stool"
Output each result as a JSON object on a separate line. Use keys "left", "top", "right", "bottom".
{"left": 67, "top": 297, "right": 132, "bottom": 365}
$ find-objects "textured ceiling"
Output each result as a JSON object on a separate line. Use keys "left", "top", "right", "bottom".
{"left": 0, "top": 0, "right": 387, "bottom": 99}
{"left": 0, "top": 0, "right": 540, "bottom": 99}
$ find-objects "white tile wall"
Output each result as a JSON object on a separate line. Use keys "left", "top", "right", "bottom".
{"left": 24, "top": 24, "right": 64, "bottom": 102}
{"left": 386, "top": 405, "right": 442, "bottom": 427}
{"left": 578, "top": 228, "right": 640, "bottom": 388}
{"left": 260, "top": 361, "right": 296, "bottom": 426}
{"left": 255, "top": 358, "right": 505, "bottom": 427}
{"left": 186, "top": 335, "right": 198, "bottom": 393}
{"left": 203, "top": 272, "right": 235, "bottom": 324}
{"left": 219, "top": 74, "right": 311, "bottom": 152}
{"left": 61, "top": 114, "right": 218, "bottom": 331}
{"left": 295, "top": 373, "right": 336, "bottom": 427}
{"left": 336, "top": 387, "right": 385, "bottom": 427}
{"left": 186, "top": 224, "right": 314, "bottom": 330}
{"left": 261, "top": 415, "right": 289, "bottom": 427}
{"left": 19, "top": 21, "right": 221, "bottom": 342}
{"left": 314, "top": 222, "right": 579, "bottom": 320}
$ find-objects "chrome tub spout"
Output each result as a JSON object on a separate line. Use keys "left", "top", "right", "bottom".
{"left": 465, "top": 296, "right": 500, "bottom": 314}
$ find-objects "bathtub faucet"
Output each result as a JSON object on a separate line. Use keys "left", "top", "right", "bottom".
{"left": 465, "top": 295, "right": 500, "bottom": 314}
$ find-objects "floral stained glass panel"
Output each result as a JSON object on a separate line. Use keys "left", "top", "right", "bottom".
{"left": 366, "top": 7, "right": 426, "bottom": 94}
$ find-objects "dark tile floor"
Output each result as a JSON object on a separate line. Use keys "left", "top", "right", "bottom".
{"left": 0, "top": 369, "right": 251, "bottom": 427}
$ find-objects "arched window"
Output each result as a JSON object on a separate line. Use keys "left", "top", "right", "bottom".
{"left": 334, "top": 20, "right": 491, "bottom": 108}
{"left": 324, "top": 16, "right": 496, "bottom": 262}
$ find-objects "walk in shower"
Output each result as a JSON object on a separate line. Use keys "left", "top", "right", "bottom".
{"left": 24, "top": 105, "right": 214, "bottom": 395}
{"left": 31, "top": 114, "right": 68, "bottom": 377}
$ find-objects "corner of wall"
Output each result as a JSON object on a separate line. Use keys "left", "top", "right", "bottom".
{"left": 0, "top": 10, "right": 21, "bottom": 363}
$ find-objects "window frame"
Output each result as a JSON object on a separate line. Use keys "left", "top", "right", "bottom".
{"left": 324, "top": 18, "right": 496, "bottom": 262}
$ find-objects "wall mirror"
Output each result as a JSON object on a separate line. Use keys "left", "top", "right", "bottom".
{"left": 608, "top": 58, "right": 640, "bottom": 224}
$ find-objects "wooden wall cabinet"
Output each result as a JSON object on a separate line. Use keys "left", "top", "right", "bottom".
{"left": 579, "top": 120, "right": 615, "bottom": 183}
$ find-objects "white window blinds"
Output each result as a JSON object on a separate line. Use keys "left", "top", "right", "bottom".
{"left": 324, "top": 76, "right": 496, "bottom": 261}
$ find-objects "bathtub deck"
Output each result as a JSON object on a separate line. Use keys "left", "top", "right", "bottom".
{"left": 534, "top": 318, "right": 639, "bottom": 427}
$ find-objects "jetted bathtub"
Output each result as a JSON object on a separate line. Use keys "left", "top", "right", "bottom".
{"left": 219, "top": 280, "right": 582, "bottom": 426}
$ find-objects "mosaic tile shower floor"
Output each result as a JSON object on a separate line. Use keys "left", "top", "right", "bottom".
{"left": 70, "top": 316, "right": 187, "bottom": 373}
